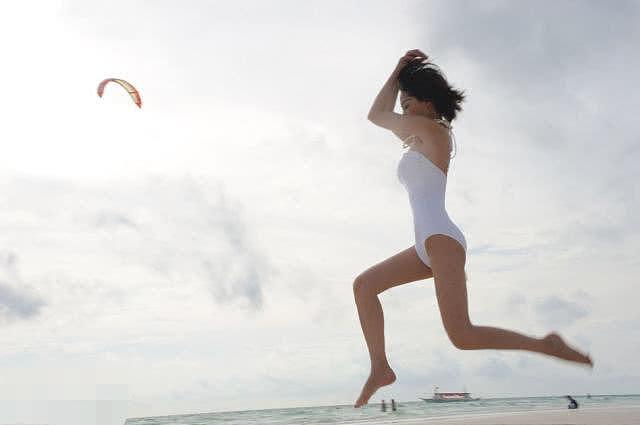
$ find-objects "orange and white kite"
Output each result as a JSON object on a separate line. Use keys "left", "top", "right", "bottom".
{"left": 97, "top": 78, "right": 142, "bottom": 108}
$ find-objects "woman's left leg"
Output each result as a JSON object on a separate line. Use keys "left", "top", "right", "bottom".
{"left": 426, "top": 235, "right": 592, "bottom": 366}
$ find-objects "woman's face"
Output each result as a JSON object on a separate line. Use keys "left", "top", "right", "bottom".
{"left": 400, "top": 92, "right": 433, "bottom": 117}
{"left": 400, "top": 92, "right": 421, "bottom": 115}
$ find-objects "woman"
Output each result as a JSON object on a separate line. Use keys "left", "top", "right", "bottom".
{"left": 353, "top": 49, "right": 592, "bottom": 408}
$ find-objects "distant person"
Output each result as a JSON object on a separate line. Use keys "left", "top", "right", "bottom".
{"left": 391, "top": 399, "right": 397, "bottom": 411}
{"left": 353, "top": 48, "right": 593, "bottom": 408}
{"left": 381, "top": 399, "right": 386, "bottom": 412}
{"left": 567, "top": 395, "right": 579, "bottom": 409}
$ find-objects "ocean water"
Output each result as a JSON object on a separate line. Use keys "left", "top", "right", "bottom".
{"left": 125, "top": 394, "right": 640, "bottom": 425}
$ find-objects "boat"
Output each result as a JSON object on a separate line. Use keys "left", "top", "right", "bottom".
{"left": 420, "top": 386, "right": 479, "bottom": 402}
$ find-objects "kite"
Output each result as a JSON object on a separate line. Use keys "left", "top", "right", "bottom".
{"left": 97, "top": 78, "right": 142, "bottom": 108}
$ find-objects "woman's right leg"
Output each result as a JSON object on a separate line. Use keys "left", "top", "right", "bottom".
{"left": 353, "top": 246, "right": 433, "bottom": 407}
{"left": 425, "top": 235, "right": 593, "bottom": 367}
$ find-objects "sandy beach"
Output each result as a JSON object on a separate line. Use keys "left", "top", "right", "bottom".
{"left": 407, "top": 406, "right": 640, "bottom": 425}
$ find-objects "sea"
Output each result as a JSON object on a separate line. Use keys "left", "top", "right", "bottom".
{"left": 125, "top": 394, "right": 640, "bottom": 425}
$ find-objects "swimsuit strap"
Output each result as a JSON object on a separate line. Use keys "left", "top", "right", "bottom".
{"left": 433, "top": 118, "right": 451, "bottom": 129}
{"left": 434, "top": 118, "right": 457, "bottom": 159}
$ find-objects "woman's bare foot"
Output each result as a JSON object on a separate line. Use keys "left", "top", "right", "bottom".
{"left": 542, "top": 332, "right": 593, "bottom": 367}
{"left": 354, "top": 367, "right": 396, "bottom": 408}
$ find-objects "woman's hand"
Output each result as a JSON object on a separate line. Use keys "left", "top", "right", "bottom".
{"left": 394, "top": 49, "right": 429, "bottom": 74}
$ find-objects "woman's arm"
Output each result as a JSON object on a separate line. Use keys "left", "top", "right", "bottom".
{"left": 368, "top": 68, "right": 412, "bottom": 142}
{"left": 367, "top": 49, "right": 430, "bottom": 141}
{"left": 366, "top": 67, "right": 402, "bottom": 120}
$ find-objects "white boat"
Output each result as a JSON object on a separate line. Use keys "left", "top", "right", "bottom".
{"left": 420, "top": 386, "right": 479, "bottom": 402}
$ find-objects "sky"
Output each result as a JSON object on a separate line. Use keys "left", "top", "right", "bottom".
{"left": 1, "top": 0, "right": 639, "bottom": 422}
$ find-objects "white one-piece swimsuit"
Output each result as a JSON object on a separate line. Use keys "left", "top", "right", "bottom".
{"left": 397, "top": 131, "right": 467, "bottom": 268}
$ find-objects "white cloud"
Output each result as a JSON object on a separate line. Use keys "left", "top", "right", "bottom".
{"left": 0, "top": 251, "right": 46, "bottom": 322}
{"left": 534, "top": 295, "right": 589, "bottom": 328}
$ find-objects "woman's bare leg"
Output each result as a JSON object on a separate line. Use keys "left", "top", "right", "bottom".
{"left": 353, "top": 246, "right": 434, "bottom": 407}
{"left": 426, "top": 235, "right": 593, "bottom": 366}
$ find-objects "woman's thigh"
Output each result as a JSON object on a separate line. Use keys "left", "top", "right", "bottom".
{"left": 355, "top": 246, "right": 433, "bottom": 295}
{"left": 425, "top": 235, "right": 471, "bottom": 330}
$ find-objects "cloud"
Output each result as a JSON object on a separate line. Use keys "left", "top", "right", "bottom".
{"left": 95, "top": 211, "right": 138, "bottom": 230}
{"left": 474, "top": 356, "right": 512, "bottom": 379}
{"left": 182, "top": 181, "right": 272, "bottom": 310}
{"left": 505, "top": 291, "right": 527, "bottom": 315}
{"left": 534, "top": 295, "right": 588, "bottom": 328}
{"left": 423, "top": 0, "right": 640, "bottom": 99}
{"left": 2, "top": 175, "right": 273, "bottom": 312}
{"left": 202, "top": 254, "right": 266, "bottom": 310}
{"left": 0, "top": 251, "right": 46, "bottom": 323}
{"left": 0, "top": 283, "right": 46, "bottom": 322}
{"left": 471, "top": 244, "right": 534, "bottom": 257}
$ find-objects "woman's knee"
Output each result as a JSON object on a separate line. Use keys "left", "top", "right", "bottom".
{"left": 444, "top": 321, "right": 475, "bottom": 350}
{"left": 353, "top": 272, "right": 378, "bottom": 297}
{"left": 353, "top": 274, "right": 368, "bottom": 296}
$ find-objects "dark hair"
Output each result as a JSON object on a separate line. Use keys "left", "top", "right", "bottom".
{"left": 398, "top": 59, "right": 466, "bottom": 122}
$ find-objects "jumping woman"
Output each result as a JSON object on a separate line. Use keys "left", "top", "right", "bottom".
{"left": 353, "top": 49, "right": 592, "bottom": 408}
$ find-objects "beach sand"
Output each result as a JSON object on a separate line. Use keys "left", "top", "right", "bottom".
{"left": 404, "top": 406, "right": 640, "bottom": 425}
